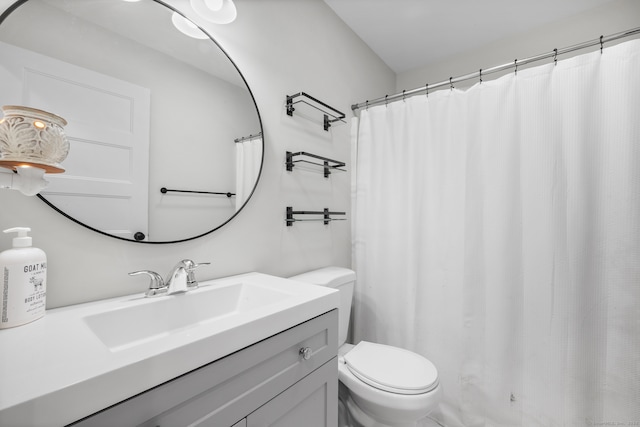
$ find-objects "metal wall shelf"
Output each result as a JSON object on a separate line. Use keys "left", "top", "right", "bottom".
{"left": 286, "top": 151, "right": 346, "bottom": 178}
{"left": 286, "top": 92, "right": 346, "bottom": 131}
{"left": 286, "top": 207, "right": 346, "bottom": 226}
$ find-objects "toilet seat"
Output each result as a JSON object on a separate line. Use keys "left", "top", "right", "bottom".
{"left": 343, "top": 341, "right": 439, "bottom": 395}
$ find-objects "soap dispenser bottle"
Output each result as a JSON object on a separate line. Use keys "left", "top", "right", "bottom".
{"left": 0, "top": 227, "right": 47, "bottom": 329}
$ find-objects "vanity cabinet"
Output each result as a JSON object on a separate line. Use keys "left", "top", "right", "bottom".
{"left": 71, "top": 310, "right": 338, "bottom": 427}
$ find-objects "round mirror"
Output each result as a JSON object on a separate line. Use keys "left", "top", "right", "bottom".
{"left": 0, "top": 0, "right": 263, "bottom": 243}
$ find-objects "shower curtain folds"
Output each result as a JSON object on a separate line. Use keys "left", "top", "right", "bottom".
{"left": 352, "top": 39, "right": 640, "bottom": 427}
{"left": 235, "top": 135, "right": 262, "bottom": 211}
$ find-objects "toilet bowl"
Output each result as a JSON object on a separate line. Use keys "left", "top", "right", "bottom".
{"left": 339, "top": 342, "right": 442, "bottom": 427}
{"left": 290, "top": 267, "right": 442, "bottom": 427}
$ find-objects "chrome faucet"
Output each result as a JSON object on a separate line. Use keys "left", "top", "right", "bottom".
{"left": 129, "top": 259, "right": 211, "bottom": 297}
{"left": 165, "top": 259, "right": 210, "bottom": 293}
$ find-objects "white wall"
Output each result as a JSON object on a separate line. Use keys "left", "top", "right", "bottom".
{"left": 396, "top": 0, "right": 640, "bottom": 92}
{"left": 0, "top": 0, "right": 395, "bottom": 308}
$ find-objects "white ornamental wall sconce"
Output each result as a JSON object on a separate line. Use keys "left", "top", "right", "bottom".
{"left": 0, "top": 105, "right": 70, "bottom": 196}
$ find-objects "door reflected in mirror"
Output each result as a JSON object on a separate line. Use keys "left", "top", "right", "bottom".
{"left": 0, "top": 0, "right": 263, "bottom": 243}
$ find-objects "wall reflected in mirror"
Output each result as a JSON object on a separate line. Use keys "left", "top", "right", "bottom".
{"left": 0, "top": 0, "right": 263, "bottom": 243}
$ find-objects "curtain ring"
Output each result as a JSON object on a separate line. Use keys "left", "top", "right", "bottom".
{"left": 385, "top": 94, "right": 389, "bottom": 107}
{"left": 402, "top": 90, "right": 406, "bottom": 102}
{"left": 449, "top": 77, "right": 454, "bottom": 90}
{"left": 600, "top": 35, "right": 604, "bottom": 53}
{"left": 553, "top": 48, "right": 558, "bottom": 65}
{"left": 479, "top": 69, "right": 483, "bottom": 84}
{"left": 425, "top": 83, "right": 429, "bottom": 98}
{"left": 365, "top": 100, "right": 369, "bottom": 110}
{"left": 514, "top": 59, "right": 518, "bottom": 75}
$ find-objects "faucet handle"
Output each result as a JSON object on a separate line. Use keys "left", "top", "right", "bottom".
{"left": 129, "top": 270, "right": 166, "bottom": 297}
{"left": 183, "top": 260, "right": 211, "bottom": 289}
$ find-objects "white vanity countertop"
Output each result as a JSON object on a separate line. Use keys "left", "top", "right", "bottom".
{"left": 0, "top": 272, "right": 339, "bottom": 427}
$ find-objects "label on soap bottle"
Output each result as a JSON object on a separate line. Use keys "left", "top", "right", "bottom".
{"left": 1, "top": 260, "right": 47, "bottom": 328}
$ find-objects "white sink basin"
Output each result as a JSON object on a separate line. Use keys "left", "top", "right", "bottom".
{"left": 84, "top": 281, "right": 291, "bottom": 351}
{"left": 0, "top": 272, "right": 339, "bottom": 427}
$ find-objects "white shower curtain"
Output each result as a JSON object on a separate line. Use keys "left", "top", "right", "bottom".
{"left": 235, "top": 137, "right": 262, "bottom": 211}
{"left": 352, "top": 39, "right": 640, "bottom": 427}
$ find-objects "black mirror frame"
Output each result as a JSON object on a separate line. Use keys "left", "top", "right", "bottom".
{"left": 0, "top": 0, "right": 264, "bottom": 244}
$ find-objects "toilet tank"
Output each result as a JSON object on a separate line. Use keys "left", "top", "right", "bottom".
{"left": 289, "top": 267, "right": 355, "bottom": 347}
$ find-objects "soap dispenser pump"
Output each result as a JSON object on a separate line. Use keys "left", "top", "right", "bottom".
{"left": 0, "top": 227, "right": 47, "bottom": 329}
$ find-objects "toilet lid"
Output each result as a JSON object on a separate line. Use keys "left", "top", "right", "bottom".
{"left": 344, "top": 341, "right": 438, "bottom": 395}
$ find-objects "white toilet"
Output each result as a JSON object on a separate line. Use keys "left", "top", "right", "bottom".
{"left": 290, "top": 267, "right": 442, "bottom": 427}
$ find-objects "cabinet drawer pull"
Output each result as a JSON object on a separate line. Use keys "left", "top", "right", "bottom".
{"left": 299, "top": 347, "right": 312, "bottom": 360}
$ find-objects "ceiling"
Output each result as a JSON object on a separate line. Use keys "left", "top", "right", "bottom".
{"left": 323, "top": 0, "right": 619, "bottom": 73}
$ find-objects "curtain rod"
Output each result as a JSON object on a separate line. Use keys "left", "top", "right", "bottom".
{"left": 351, "top": 26, "right": 640, "bottom": 111}
{"left": 234, "top": 131, "right": 262, "bottom": 143}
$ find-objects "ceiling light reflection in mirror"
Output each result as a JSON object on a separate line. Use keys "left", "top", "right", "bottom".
{"left": 191, "top": 0, "right": 237, "bottom": 24}
{"left": 171, "top": 12, "right": 208, "bottom": 39}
